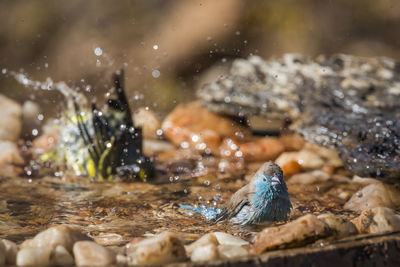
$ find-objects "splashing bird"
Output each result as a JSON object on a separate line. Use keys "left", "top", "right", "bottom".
{"left": 179, "top": 162, "right": 292, "bottom": 225}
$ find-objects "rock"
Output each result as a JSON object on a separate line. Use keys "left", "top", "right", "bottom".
{"left": 317, "top": 213, "right": 357, "bottom": 237}
{"left": 0, "top": 94, "right": 22, "bottom": 141}
{"left": 116, "top": 254, "right": 128, "bottom": 265}
{"left": 217, "top": 245, "right": 249, "bottom": 260}
{"left": 162, "top": 101, "right": 250, "bottom": 153}
{"left": 51, "top": 245, "right": 74, "bottom": 266}
{"left": 21, "top": 225, "right": 91, "bottom": 254}
{"left": 185, "top": 233, "right": 218, "bottom": 255}
{"left": 73, "top": 241, "right": 115, "bottom": 266}
{"left": 16, "top": 247, "right": 52, "bottom": 266}
{"left": 213, "top": 232, "right": 249, "bottom": 247}
{"left": 220, "top": 137, "right": 285, "bottom": 162}
{"left": 280, "top": 160, "right": 302, "bottom": 176}
{"left": 133, "top": 107, "right": 162, "bottom": 139}
{"left": 190, "top": 243, "right": 220, "bottom": 262}
{"left": 275, "top": 150, "right": 325, "bottom": 170}
{"left": 1, "top": 239, "right": 18, "bottom": 265}
{"left": 198, "top": 54, "right": 400, "bottom": 182}
{"left": 126, "top": 231, "right": 187, "bottom": 266}
{"left": 288, "top": 170, "right": 330, "bottom": 184}
{"left": 303, "top": 143, "right": 343, "bottom": 168}
{"left": 353, "top": 207, "right": 400, "bottom": 234}
{"left": 143, "top": 139, "right": 175, "bottom": 155}
{"left": 0, "top": 241, "right": 5, "bottom": 266}
{"left": 0, "top": 140, "right": 24, "bottom": 176}
{"left": 279, "top": 134, "right": 306, "bottom": 151}
{"left": 251, "top": 214, "right": 330, "bottom": 254}
{"left": 344, "top": 183, "right": 400, "bottom": 212}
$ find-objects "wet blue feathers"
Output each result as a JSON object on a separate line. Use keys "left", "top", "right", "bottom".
{"left": 179, "top": 162, "right": 292, "bottom": 225}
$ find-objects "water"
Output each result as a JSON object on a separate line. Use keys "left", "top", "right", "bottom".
{"left": 0, "top": 152, "right": 360, "bottom": 246}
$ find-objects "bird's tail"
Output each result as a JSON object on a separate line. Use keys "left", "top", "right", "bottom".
{"left": 178, "top": 204, "right": 222, "bottom": 221}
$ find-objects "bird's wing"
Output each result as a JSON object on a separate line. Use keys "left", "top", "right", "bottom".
{"left": 213, "top": 184, "right": 254, "bottom": 223}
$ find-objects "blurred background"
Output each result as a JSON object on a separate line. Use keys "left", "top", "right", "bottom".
{"left": 0, "top": 0, "right": 400, "bottom": 116}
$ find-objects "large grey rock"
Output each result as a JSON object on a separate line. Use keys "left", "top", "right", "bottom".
{"left": 198, "top": 54, "right": 400, "bottom": 182}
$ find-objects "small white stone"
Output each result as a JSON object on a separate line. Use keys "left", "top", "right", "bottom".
{"left": 190, "top": 243, "right": 219, "bottom": 262}
{"left": 213, "top": 232, "right": 249, "bottom": 247}
{"left": 127, "top": 231, "right": 186, "bottom": 266}
{"left": 51, "top": 245, "right": 74, "bottom": 266}
{"left": 21, "top": 225, "right": 91, "bottom": 253}
{"left": 217, "top": 245, "right": 249, "bottom": 259}
{"left": 1, "top": 239, "right": 18, "bottom": 265}
{"left": 73, "top": 241, "right": 115, "bottom": 266}
{"left": 185, "top": 233, "right": 218, "bottom": 255}
{"left": 16, "top": 247, "right": 52, "bottom": 267}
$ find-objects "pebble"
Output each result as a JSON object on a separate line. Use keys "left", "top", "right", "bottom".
{"left": 213, "top": 232, "right": 249, "bottom": 247}
{"left": 20, "top": 225, "right": 91, "bottom": 253}
{"left": 288, "top": 170, "right": 330, "bottom": 184}
{"left": 353, "top": 207, "right": 400, "bottom": 234}
{"left": 16, "top": 247, "right": 52, "bottom": 266}
{"left": 185, "top": 233, "right": 218, "bottom": 255}
{"left": 1, "top": 239, "right": 18, "bottom": 265}
{"left": 0, "top": 94, "right": 22, "bottom": 141}
{"left": 73, "top": 241, "right": 116, "bottom": 266}
{"left": 251, "top": 214, "right": 330, "bottom": 254}
{"left": 0, "top": 141, "right": 24, "bottom": 177}
{"left": 51, "top": 245, "right": 74, "bottom": 266}
{"left": 162, "top": 101, "right": 250, "bottom": 153}
{"left": 275, "top": 149, "right": 325, "bottom": 170}
{"left": 344, "top": 183, "right": 400, "bottom": 212}
{"left": 217, "top": 245, "right": 249, "bottom": 259}
{"left": 288, "top": 170, "right": 351, "bottom": 184}
{"left": 303, "top": 143, "right": 343, "bottom": 167}
{"left": 133, "top": 107, "right": 162, "bottom": 139}
{"left": 317, "top": 213, "right": 357, "bottom": 237}
{"left": 220, "top": 137, "right": 285, "bottom": 162}
{"left": 190, "top": 243, "right": 220, "bottom": 262}
{"left": 126, "top": 231, "right": 187, "bottom": 266}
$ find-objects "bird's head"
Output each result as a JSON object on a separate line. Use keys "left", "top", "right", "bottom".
{"left": 252, "top": 161, "right": 288, "bottom": 196}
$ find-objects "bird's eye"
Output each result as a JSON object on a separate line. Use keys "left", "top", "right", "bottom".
{"left": 263, "top": 177, "right": 267, "bottom": 182}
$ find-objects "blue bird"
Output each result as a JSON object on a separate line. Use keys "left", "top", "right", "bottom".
{"left": 179, "top": 162, "right": 292, "bottom": 226}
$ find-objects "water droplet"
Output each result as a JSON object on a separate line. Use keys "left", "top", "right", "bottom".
{"left": 181, "top": 142, "right": 189, "bottom": 149}
{"left": 153, "top": 44, "right": 159, "bottom": 50}
{"left": 32, "top": 129, "right": 38, "bottom": 136}
{"left": 94, "top": 47, "right": 103, "bottom": 56}
{"left": 1, "top": 68, "right": 7, "bottom": 74}
{"left": 204, "top": 180, "right": 210, "bottom": 186}
{"left": 37, "top": 114, "right": 44, "bottom": 121}
{"left": 156, "top": 129, "right": 163, "bottom": 136}
{"left": 152, "top": 69, "right": 160, "bottom": 78}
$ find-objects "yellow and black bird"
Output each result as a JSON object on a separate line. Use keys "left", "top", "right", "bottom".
{"left": 41, "top": 70, "right": 154, "bottom": 181}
